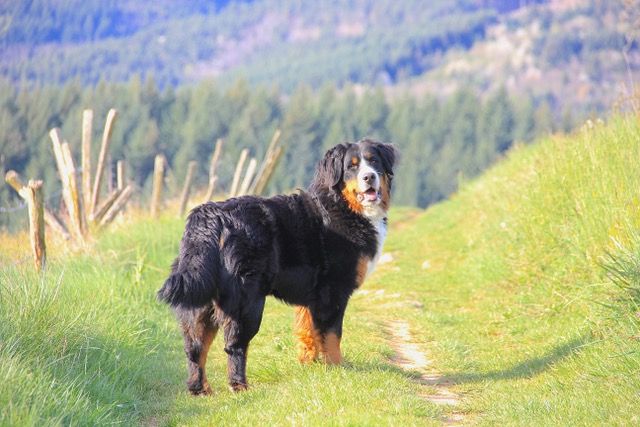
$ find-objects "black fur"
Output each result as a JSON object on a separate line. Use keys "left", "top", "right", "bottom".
{"left": 158, "top": 139, "right": 397, "bottom": 393}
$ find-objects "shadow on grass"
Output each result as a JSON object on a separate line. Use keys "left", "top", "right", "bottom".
{"left": 440, "top": 334, "right": 593, "bottom": 385}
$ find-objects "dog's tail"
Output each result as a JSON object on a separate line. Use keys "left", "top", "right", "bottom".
{"left": 157, "top": 204, "right": 222, "bottom": 308}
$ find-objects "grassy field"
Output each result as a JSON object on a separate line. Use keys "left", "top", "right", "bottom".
{"left": 1, "top": 116, "right": 640, "bottom": 425}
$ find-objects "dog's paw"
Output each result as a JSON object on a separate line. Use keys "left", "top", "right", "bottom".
{"left": 229, "top": 381, "right": 249, "bottom": 392}
{"left": 188, "top": 382, "right": 213, "bottom": 396}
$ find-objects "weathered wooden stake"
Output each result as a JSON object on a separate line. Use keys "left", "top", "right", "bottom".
{"left": 237, "top": 158, "right": 257, "bottom": 196}
{"left": 90, "top": 189, "right": 123, "bottom": 223}
{"left": 49, "top": 129, "right": 84, "bottom": 242}
{"left": 116, "top": 160, "right": 125, "bottom": 190}
{"left": 179, "top": 161, "right": 197, "bottom": 217}
{"left": 229, "top": 148, "right": 249, "bottom": 198}
{"left": 250, "top": 129, "right": 282, "bottom": 195}
{"left": 25, "top": 180, "right": 46, "bottom": 270}
{"left": 5, "top": 170, "right": 70, "bottom": 240}
{"left": 90, "top": 108, "right": 118, "bottom": 215}
{"left": 61, "top": 142, "right": 86, "bottom": 239}
{"left": 204, "top": 138, "right": 223, "bottom": 201}
{"left": 254, "top": 146, "right": 284, "bottom": 196}
{"left": 100, "top": 185, "right": 134, "bottom": 228}
{"left": 81, "top": 109, "right": 93, "bottom": 212}
{"left": 106, "top": 155, "right": 114, "bottom": 193}
{"left": 150, "top": 154, "right": 165, "bottom": 217}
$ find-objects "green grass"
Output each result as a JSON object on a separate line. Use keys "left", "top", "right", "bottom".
{"left": 2, "top": 116, "right": 640, "bottom": 425}
{"left": 376, "top": 117, "right": 640, "bottom": 425}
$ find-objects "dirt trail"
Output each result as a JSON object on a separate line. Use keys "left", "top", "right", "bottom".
{"left": 387, "top": 320, "right": 465, "bottom": 426}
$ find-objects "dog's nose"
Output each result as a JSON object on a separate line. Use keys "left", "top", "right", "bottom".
{"left": 362, "top": 172, "right": 376, "bottom": 183}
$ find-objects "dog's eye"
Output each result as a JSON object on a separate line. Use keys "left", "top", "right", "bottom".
{"left": 369, "top": 158, "right": 378, "bottom": 164}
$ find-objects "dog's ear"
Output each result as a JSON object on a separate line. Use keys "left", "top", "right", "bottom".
{"left": 375, "top": 142, "right": 398, "bottom": 179}
{"left": 311, "top": 143, "right": 347, "bottom": 191}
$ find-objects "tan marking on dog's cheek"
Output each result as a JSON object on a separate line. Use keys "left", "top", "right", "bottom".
{"left": 380, "top": 175, "right": 391, "bottom": 211}
{"left": 341, "top": 179, "right": 363, "bottom": 214}
{"left": 355, "top": 256, "right": 369, "bottom": 288}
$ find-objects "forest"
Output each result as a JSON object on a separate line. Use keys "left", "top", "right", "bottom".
{"left": 0, "top": 76, "right": 567, "bottom": 231}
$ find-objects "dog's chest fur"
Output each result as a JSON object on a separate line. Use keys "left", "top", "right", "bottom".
{"left": 366, "top": 217, "right": 387, "bottom": 277}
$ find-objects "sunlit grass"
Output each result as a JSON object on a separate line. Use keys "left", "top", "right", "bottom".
{"left": 1, "top": 117, "right": 640, "bottom": 425}
{"left": 373, "top": 116, "right": 640, "bottom": 425}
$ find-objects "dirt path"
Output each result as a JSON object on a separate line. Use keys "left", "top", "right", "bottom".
{"left": 387, "top": 320, "right": 465, "bottom": 426}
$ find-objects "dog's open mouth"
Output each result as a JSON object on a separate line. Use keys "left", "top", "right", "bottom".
{"left": 357, "top": 188, "right": 380, "bottom": 203}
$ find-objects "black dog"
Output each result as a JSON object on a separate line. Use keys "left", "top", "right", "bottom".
{"left": 158, "top": 139, "right": 397, "bottom": 394}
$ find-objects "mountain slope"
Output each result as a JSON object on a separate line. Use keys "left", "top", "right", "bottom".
{"left": 1, "top": 114, "right": 640, "bottom": 425}
{"left": 379, "top": 115, "right": 640, "bottom": 424}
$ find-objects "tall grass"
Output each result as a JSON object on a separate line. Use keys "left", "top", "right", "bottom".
{"left": 373, "top": 115, "right": 640, "bottom": 424}
{"left": 1, "top": 116, "right": 639, "bottom": 425}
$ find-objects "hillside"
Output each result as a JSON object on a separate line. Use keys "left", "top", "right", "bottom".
{"left": 0, "top": 0, "right": 497, "bottom": 88}
{"left": 1, "top": 0, "right": 638, "bottom": 112}
{"left": 1, "top": 115, "right": 639, "bottom": 425}
{"left": 396, "top": 0, "right": 640, "bottom": 115}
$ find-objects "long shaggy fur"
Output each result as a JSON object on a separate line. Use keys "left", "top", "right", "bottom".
{"left": 158, "top": 138, "right": 397, "bottom": 394}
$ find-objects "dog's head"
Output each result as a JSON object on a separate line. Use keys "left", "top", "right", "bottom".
{"left": 311, "top": 139, "right": 397, "bottom": 218}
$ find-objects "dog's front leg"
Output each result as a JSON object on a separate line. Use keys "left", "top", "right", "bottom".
{"left": 311, "top": 303, "right": 347, "bottom": 365}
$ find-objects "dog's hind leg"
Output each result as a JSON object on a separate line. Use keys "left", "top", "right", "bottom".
{"left": 179, "top": 305, "right": 218, "bottom": 395}
{"left": 294, "top": 306, "right": 321, "bottom": 363}
{"left": 221, "top": 281, "right": 266, "bottom": 392}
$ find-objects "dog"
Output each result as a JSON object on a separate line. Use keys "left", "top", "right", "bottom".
{"left": 158, "top": 138, "right": 397, "bottom": 394}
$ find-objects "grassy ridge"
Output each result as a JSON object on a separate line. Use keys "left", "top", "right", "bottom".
{"left": 1, "top": 116, "right": 640, "bottom": 425}
{"left": 377, "top": 116, "right": 640, "bottom": 424}
{"left": 0, "top": 212, "right": 440, "bottom": 426}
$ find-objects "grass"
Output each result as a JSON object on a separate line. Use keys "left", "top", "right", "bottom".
{"left": 1, "top": 116, "right": 640, "bottom": 425}
{"left": 376, "top": 117, "right": 640, "bottom": 425}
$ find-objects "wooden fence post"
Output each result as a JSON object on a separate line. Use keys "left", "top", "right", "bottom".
{"left": 5, "top": 170, "right": 70, "bottom": 240}
{"left": 179, "top": 161, "right": 197, "bottom": 217}
{"left": 250, "top": 129, "right": 283, "bottom": 195}
{"left": 100, "top": 185, "right": 134, "bottom": 228}
{"left": 237, "top": 158, "right": 257, "bottom": 196}
{"left": 49, "top": 129, "right": 84, "bottom": 242}
{"left": 229, "top": 148, "right": 249, "bottom": 198}
{"left": 81, "top": 109, "right": 93, "bottom": 212}
{"left": 254, "top": 146, "right": 284, "bottom": 196}
{"left": 25, "top": 180, "right": 46, "bottom": 270}
{"left": 90, "top": 108, "right": 118, "bottom": 215}
{"left": 204, "top": 138, "right": 223, "bottom": 201}
{"left": 61, "top": 142, "right": 86, "bottom": 238}
{"left": 116, "top": 160, "right": 125, "bottom": 190}
{"left": 150, "top": 154, "right": 165, "bottom": 217}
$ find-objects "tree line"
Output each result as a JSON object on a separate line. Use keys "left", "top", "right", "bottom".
{"left": 0, "top": 76, "right": 572, "bottom": 230}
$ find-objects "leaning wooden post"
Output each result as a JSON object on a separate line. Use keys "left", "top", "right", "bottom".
{"left": 61, "top": 142, "right": 86, "bottom": 239}
{"left": 255, "top": 146, "right": 284, "bottom": 195}
{"left": 229, "top": 148, "right": 249, "bottom": 198}
{"left": 106, "top": 155, "right": 114, "bottom": 193}
{"left": 49, "top": 129, "right": 84, "bottom": 242}
{"left": 5, "top": 170, "right": 70, "bottom": 240}
{"left": 178, "top": 161, "right": 197, "bottom": 217}
{"left": 250, "top": 129, "right": 282, "bottom": 195}
{"left": 116, "top": 160, "right": 125, "bottom": 190}
{"left": 90, "top": 108, "right": 118, "bottom": 215}
{"left": 237, "top": 158, "right": 258, "bottom": 196}
{"left": 81, "top": 109, "right": 93, "bottom": 212}
{"left": 100, "top": 185, "right": 134, "bottom": 228}
{"left": 204, "top": 138, "right": 223, "bottom": 201}
{"left": 90, "top": 188, "right": 123, "bottom": 223}
{"left": 25, "top": 180, "right": 46, "bottom": 270}
{"left": 150, "top": 154, "right": 165, "bottom": 217}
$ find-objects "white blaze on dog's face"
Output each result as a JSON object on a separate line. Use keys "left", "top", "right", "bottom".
{"left": 340, "top": 140, "right": 396, "bottom": 219}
